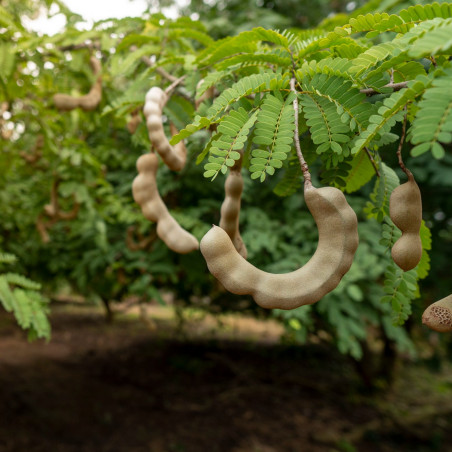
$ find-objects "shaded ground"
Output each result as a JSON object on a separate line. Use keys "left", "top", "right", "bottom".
{"left": 1, "top": 304, "right": 452, "bottom": 452}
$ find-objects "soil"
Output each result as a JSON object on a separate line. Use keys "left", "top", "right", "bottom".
{"left": 1, "top": 303, "right": 452, "bottom": 452}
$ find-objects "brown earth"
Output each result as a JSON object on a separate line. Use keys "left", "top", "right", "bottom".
{"left": 1, "top": 303, "right": 452, "bottom": 452}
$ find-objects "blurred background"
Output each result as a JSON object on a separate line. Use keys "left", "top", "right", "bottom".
{"left": 1, "top": 0, "right": 452, "bottom": 451}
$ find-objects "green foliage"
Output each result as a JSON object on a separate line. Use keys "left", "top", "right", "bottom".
{"left": 0, "top": 251, "right": 50, "bottom": 340}
{"left": 365, "top": 162, "right": 400, "bottom": 221}
{"left": 203, "top": 108, "right": 258, "bottom": 180}
{"left": 250, "top": 93, "right": 296, "bottom": 181}
{"left": 409, "top": 69, "right": 452, "bottom": 158}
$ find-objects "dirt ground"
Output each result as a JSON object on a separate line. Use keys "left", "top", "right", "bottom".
{"left": 1, "top": 303, "right": 452, "bottom": 452}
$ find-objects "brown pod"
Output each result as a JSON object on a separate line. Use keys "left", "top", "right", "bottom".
{"left": 422, "top": 294, "right": 452, "bottom": 332}
{"left": 201, "top": 185, "right": 359, "bottom": 310}
{"left": 389, "top": 172, "right": 422, "bottom": 271}
{"left": 143, "top": 87, "right": 186, "bottom": 171}
{"left": 127, "top": 109, "right": 142, "bottom": 134}
{"left": 219, "top": 159, "right": 247, "bottom": 259}
{"left": 132, "top": 153, "right": 198, "bottom": 254}
{"left": 78, "top": 79, "right": 102, "bottom": 111}
{"left": 53, "top": 94, "right": 81, "bottom": 111}
{"left": 53, "top": 56, "right": 102, "bottom": 112}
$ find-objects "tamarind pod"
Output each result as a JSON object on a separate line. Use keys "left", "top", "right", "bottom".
{"left": 53, "top": 57, "right": 102, "bottom": 112}
{"left": 132, "top": 153, "right": 198, "bottom": 254}
{"left": 77, "top": 80, "right": 102, "bottom": 111}
{"left": 44, "top": 203, "right": 57, "bottom": 217}
{"left": 57, "top": 202, "right": 80, "bottom": 221}
{"left": 422, "top": 294, "right": 452, "bottom": 332}
{"left": 127, "top": 110, "right": 142, "bottom": 134}
{"left": 219, "top": 169, "right": 247, "bottom": 259}
{"left": 389, "top": 172, "right": 422, "bottom": 271}
{"left": 36, "top": 215, "right": 50, "bottom": 244}
{"left": 89, "top": 56, "right": 102, "bottom": 76}
{"left": 143, "top": 87, "right": 186, "bottom": 171}
{"left": 200, "top": 186, "right": 359, "bottom": 310}
{"left": 53, "top": 93, "right": 81, "bottom": 111}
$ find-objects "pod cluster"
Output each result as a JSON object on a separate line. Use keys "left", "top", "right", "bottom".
{"left": 131, "top": 87, "right": 198, "bottom": 254}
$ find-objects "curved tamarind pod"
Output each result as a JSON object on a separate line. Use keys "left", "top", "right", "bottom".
{"left": 219, "top": 160, "right": 247, "bottom": 259}
{"left": 201, "top": 185, "right": 359, "bottom": 310}
{"left": 143, "top": 87, "right": 186, "bottom": 171}
{"left": 389, "top": 172, "right": 422, "bottom": 271}
{"left": 89, "top": 56, "right": 102, "bottom": 76}
{"left": 36, "top": 215, "right": 51, "bottom": 244}
{"left": 57, "top": 202, "right": 80, "bottom": 220}
{"left": 53, "top": 56, "right": 102, "bottom": 112}
{"left": 78, "top": 80, "right": 102, "bottom": 111}
{"left": 422, "top": 294, "right": 452, "bottom": 332}
{"left": 132, "top": 153, "right": 198, "bottom": 254}
{"left": 53, "top": 93, "right": 81, "bottom": 111}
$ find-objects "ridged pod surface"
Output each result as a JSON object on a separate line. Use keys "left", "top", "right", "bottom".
{"left": 132, "top": 153, "right": 198, "bottom": 254}
{"left": 219, "top": 159, "right": 247, "bottom": 259}
{"left": 201, "top": 185, "right": 359, "bottom": 310}
{"left": 53, "top": 57, "right": 102, "bottom": 112}
{"left": 143, "top": 87, "right": 186, "bottom": 172}
{"left": 422, "top": 294, "right": 452, "bottom": 333}
{"left": 389, "top": 172, "right": 422, "bottom": 271}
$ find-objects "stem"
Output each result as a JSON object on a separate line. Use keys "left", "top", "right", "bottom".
{"left": 141, "top": 55, "right": 178, "bottom": 83}
{"left": 360, "top": 81, "right": 408, "bottom": 96}
{"left": 396, "top": 107, "right": 411, "bottom": 177}
{"left": 164, "top": 75, "right": 186, "bottom": 96}
{"left": 290, "top": 77, "right": 312, "bottom": 188}
{"left": 364, "top": 147, "right": 380, "bottom": 177}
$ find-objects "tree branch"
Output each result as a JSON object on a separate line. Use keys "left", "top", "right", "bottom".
{"left": 360, "top": 81, "right": 408, "bottom": 96}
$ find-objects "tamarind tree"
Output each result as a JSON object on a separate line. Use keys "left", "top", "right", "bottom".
{"left": 1, "top": 0, "right": 452, "bottom": 366}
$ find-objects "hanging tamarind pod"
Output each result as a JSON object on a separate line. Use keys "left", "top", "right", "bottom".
{"left": 219, "top": 154, "right": 247, "bottom": 259}
{"left": 127, "top": 107, "right": 142, "bottom": 134}
{"left": 37, "top": 179, "right": 80, "bottom": 243}
{"left": 422, "top": 294, "right": 452, "bottom": 332}
{"left": 53, "top": 56, "right": 102, "bottom": 112}
{"left": 201, "top": 183, "right": 358, "bottom": 310}
{"left": 36, "top": 215, "right": 51, "bottom": 244}
{"left": 389, "top": 170, "right": 423, "bottom": 271}
{"left": 390, "top": 112, "right": 423, "bottom": 272}
{"left": 132, "top": 153, "right": 199, "bottom": 254}
{"left": 19, "top": 135, "right": 44, "bottom": 164}
{"left": 143, "top": 87, "right": 186, "bottom": 171}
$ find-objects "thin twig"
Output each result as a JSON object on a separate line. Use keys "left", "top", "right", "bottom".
{"left": 164, "top": 75, "right": 186, "bottom": 96}
{"left": 59, "top": 42, "right": 100, "bottom": 52}
{"left": 141, "top": 55, "right": 178, "bottom": 83}
{"left": 364, "top": 147, "right": 380, "bottom": 177}
{"left": 360, "top": 81, "right": 408, "bottom": 96}
{"left": 290, "top": 77, "right": 312, "bottom": 188}
{"left": 396, "top": 106, "right": 411, "bottom": 177}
